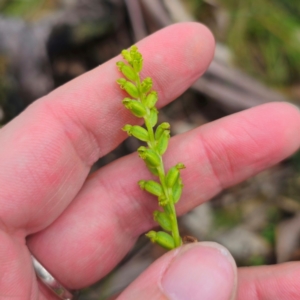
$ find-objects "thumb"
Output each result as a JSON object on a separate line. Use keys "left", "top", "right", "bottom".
{"left": 117, "top": 242, "right": 237, "bottom": 300}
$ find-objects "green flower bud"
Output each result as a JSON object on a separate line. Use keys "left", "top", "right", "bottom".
{"left": 157, "top": 130, "right": 170, "bottom": 155}
{"left": 166, "top": 167, "right": 179, "bottom": 188}
{"left": 122, "top": 99, "right": 146, "bottom": 117}
{"left": 130, "top": 48, "right": 143, "bottom": 72}
{"left": 147, "top": 165, "right": 159, "bottom": 176}
{"left": 122, "top": 124, "right": 132, "bottom": 133}
{"left": 116, "top": 61, "right": 125, "bottom": 69}
{"left": 116, "top": 61, "right": 137, "bottom": 81}
{"left": 172, "top": 178, "right": 183, "bottom": 203}
{"left": 155, "top": 122, "right": 171, "bottom": 140}
{"left": 122, "top": 97, "right": 132, "bottom": 105}
{"left": 145, "top": 91, "right": 158, "bottom": 108}
{"left": 130, "top": 45, "right": 138, "bottom": 53}
{"left": 132, "top": 58, "right": 143, "bottom": 73}
{"left": 122, "top": 125, "right": 149, "bottom": 142}
{"left": 117, "top": 79, "right": 139, "bottom": 98}
{"left": 148, "top": 107, "right": 158, "bottom": 127}
{"left": 153, "top": 211, "right": 172, "bottom": 231}
{"left": 121, "top": 49, "right": 132, "bottom": 63}
{"left": 141, "top": 77, "right": 153, "bottom": 94}
{"left": 145, "top": 231, "right": 175, "bottom": 250}
{"left": 138, "top": 147, "right": 161, "bottom": 167}
{"left": 138, "top": 180, "right": 163, "bottom": 197}
{"left": 117, "top": 78, "right": 126, "bottom": 86}
{"left": 176, "top": 163, "right": 186, "bottom": 169}
{"left": 166, "top": 163, "right": 186, "bottom": 188}
{"left": 158, "top": 195, "right": 168, "bottom": 206}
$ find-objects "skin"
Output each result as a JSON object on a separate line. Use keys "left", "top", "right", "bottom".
{"left": 0, "top": 22, "right": 300, "bottom": 300}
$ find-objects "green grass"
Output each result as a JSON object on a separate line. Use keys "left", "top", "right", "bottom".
{"left": 214, "top": 206, "right": 242, "bottom": 229}
{"left": 0, "top": 0, "right": 60, "bottom": 21}
{"left": 187, "top": 0, "right": 300, "bottom": 87}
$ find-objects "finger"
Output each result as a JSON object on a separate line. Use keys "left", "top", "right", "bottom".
{"left": 118, "top": 242, "right": 237, "bottom": 300}
{"left": 27, "top": 102, "right": 300, "bottom": 288}
{"left": 0, "top": 232, "right": 62, "bottom": 300}
{"left": 0, "top": 231, "right": 38, "bottom": 299}
{"left": 237, "top": 262, "right": 300, "bottom": 299}
{"left": 0, "top": 22, "right": 214, "bottom": 235}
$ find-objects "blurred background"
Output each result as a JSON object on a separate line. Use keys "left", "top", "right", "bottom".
{"left": 0, "top": 0, "right": 300, "bottom": 299}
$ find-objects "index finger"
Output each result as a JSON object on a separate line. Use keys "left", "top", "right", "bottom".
{"left": 0, "top": 23, "right": 215, "bottom": 236}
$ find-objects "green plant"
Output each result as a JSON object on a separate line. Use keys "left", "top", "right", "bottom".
{"left": 223, "top": 0, "right": 300, "bottom": 85}
{"left": 116, "top": 46, "right": 184, "bottom": 250}
{"left": 0, "top": 0, "right": 44, "bottom": 18}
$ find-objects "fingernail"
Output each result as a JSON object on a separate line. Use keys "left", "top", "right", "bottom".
{"left": 161, "top": 242, "right": 236, "bottom": 300}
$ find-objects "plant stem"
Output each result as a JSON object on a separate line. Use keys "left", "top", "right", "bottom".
{"left": 145, "top": 117, "right": 181, "bottom": 247}
{"left": 136, "top": 72, "right": 181, "bottom": 248}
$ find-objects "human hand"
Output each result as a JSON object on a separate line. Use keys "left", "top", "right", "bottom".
{"left": 1, "top": 23, "right": 300, "bottom": 300}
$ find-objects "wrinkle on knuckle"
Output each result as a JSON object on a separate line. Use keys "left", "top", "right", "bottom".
{"left": 40, "top": 99, "right": 101, "bottom": 167}
{"left": 199, "top": 132, "right": 234, "bottom": 191}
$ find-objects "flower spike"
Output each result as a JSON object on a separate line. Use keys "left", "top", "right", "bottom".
{"left": 116, "top": 45, "right": 185, "bottom": 250}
